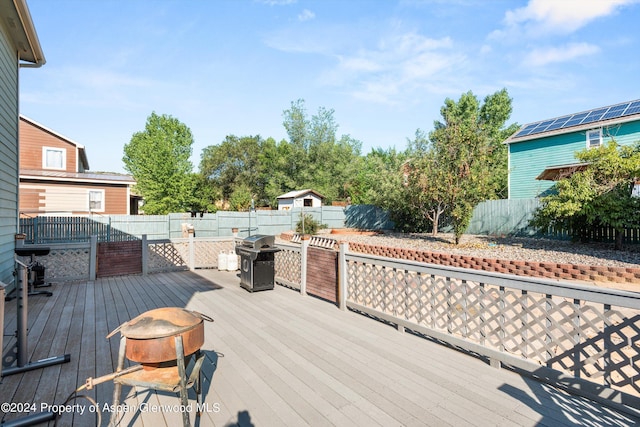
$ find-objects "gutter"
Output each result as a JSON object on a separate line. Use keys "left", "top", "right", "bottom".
{"left": 13, "top": 0, "right": 45, "bottom": 67}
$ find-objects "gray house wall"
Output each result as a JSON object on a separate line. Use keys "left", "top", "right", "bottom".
{"left": 0, "top": 18, "right": 19, "bottom": 288}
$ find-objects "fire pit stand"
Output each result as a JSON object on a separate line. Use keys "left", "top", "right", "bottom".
{"left": 105, "top": 307, "right": 212, "bottom": 427}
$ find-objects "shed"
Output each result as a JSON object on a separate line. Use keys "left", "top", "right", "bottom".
{"left": 276, "top": 189, "right": 324, "bottom": 211}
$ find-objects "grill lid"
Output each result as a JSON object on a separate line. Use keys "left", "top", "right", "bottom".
{"left": 241, "top": 234, "right": 275, "bottom": 249}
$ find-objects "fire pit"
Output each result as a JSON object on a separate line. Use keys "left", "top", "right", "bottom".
{"left": 103, "top": 307, "right": 213, "bottom": 427}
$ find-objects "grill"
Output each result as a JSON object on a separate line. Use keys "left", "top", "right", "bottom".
{"left": 235, "top": 234, "right": 280, "bottom": 292}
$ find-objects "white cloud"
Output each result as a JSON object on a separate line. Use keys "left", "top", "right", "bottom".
{"left": 298, "top": 9, "right": 315, "bottom": 22}
{"left": 501, "top": 0, "right": 637, "bottom": 36}
{"left": 523, "top": 42, "right": 600, "bottom": 67}
{"left": 324, "top": 33, "right": 464, "bottom": 105}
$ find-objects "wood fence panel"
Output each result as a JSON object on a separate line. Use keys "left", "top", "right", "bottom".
{"left": 306, "top": 246, "right": 338, "bottom": 303}
{"left": 96, "top": 241, "right": 142, "bottom": 278}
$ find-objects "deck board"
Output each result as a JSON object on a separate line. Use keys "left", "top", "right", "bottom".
{"left": 2, "top": 269, "right": 639, "bottom": 427}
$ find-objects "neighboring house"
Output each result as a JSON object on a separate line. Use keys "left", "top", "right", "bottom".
{"left": 277, "top": 189, "right": 324, "bottom": 211}
{"left": 505, "top": 99, "right": 640, "bottom": 199}
{"left": 19, "top": 115, "right": 137, "bottom": 215}
{"left": 0, "top": 0, "right": 45, "bottom": 288}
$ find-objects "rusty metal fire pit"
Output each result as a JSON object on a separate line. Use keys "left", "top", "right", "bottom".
{"left": 98, "top": 307, "right": 213, "bottom": 427}
{"left": 108, "top": 307, "right": 209, "bottom": 364}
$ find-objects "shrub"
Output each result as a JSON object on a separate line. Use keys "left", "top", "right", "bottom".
{"left": 295, "top": 213, "right": 325, "bottom": 235}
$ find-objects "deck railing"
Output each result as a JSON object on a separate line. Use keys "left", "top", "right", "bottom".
{"left": 336, "top": 243, "right": 640, "bottom": 416}
{"left": 13, "top": 237, "right": 640, "bottom": 416}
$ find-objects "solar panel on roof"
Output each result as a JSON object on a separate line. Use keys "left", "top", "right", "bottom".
{"left": 513, "top": 99, "right": 640, "bottom": 140}
{"left": 601, "top": 103, "right": 630, "bottom": 120}
{"left": 531, "top": 119, "right": 554, "bottom": 132}
{"left": 545, "top": 116, "right": 570, "bottom": 131}
{"left": 625, "top": 101, "right": 640, "bottom": 115}
{"left": 580, "top": 108, "right": 608, "bottom": 125}
{"left": 512, "top": 123, "right": 538, "bottom": 138}
{"left": 562, "top": 112, "right": 589, "bottom": 128}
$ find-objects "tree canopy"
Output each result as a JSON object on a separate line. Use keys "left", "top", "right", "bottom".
{"left": 123, "top": 112, "right": 197, "bottom": 214}
{"left": 198, "top": 99, "right": 362, "bottom": 209}
{"left": 389, "top": 89, "right": 516, "bottom": 243}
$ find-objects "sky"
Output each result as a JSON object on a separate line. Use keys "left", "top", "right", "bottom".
{"left": 19, "top": 0, "right": 640, "bottom": 174}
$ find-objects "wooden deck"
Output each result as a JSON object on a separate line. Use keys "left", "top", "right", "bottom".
{"left": 2, "top": 269, "right": 639, "bottom": 427}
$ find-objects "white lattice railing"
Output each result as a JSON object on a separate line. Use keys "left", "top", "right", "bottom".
{"left": 274, "top": 243, "right": 302, "bottom": 290}
{"left": 340, "top": 249, "right": 640, "bottom": 415}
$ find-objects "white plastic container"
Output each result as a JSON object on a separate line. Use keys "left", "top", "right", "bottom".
{"left": 226, "top": 251, "right": 238, "bottom": 271}
{"left": 217, "top": 251, "right": 228, "bottom": 271}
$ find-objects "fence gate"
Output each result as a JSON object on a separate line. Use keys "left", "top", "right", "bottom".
{"left": 97, "top": 241, "right": 142, "bottom": 278}
{"left": 306, "top": 246, "right": 338, "bottom": 303}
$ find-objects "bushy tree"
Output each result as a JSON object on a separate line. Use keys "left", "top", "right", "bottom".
{"left": 123, "top": 112, "right": 195, "bottom": 214}
{"left": 399, "top": 89, "right": 516, "bottom": 243}
{"left": 199, "top": 134, "right": 263, "bottom": 201}
{"left": 532, "top": 140, "right": 640, "bottom": 250}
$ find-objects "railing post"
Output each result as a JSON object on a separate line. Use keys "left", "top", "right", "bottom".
{"left": 338, "top": 241, "right": 348, "bottom": 311}
{"left": 89, "top": 235, "right": 97, "bottom": 281}
{"left": 142, "top": 234, "right": 148, "bottom": 276}
{"left": 300, "top": 236, "right": 310, "bottom": 296}
{"left": 189, "top": 232, "right": 195, "bottom": 271}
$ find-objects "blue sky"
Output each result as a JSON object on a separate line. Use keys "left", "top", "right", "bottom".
{"left": 20, "top": 0, "right": 640, "bottom": 173}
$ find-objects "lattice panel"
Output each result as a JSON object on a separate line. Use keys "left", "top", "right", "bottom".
{"left": 23, "top": 248, "right": 91, "bottom": 282}
{"left": 148, "top": 242, "right": 187, "bottom": 271}
{"left": 275, "top": 249, "right": 302, "bottom": 287}
{"left": 194, "top": 240, "right": 234, "bottom": 268}
{"left": 346, "top": 259, "right": 640, "bottom": 397}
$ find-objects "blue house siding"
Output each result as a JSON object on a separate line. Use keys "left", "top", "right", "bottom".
{"left": 508, "top": 119, "right": 640, "bottom": 199}
{"left": 509, "top": 131, "right": 587, "bottom": 199}
{"left": 0, "top": 19, "right": 19, "bottom": 288}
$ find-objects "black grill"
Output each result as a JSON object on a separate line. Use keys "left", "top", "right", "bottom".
{"left": 235, "top": 235, "right": 280, "bottom": 292}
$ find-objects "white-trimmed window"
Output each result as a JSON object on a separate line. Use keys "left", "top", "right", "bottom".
{"left": 42, "top": 147, "right": 66, "bottom": 170}
{"left": 88, "top": 190, "right": 105, "bottom": 212}
{"left": 587, "top": 129, "right": 602, "bottom": 148}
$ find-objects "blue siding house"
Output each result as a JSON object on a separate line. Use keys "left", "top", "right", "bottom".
{"left": 505, "top": 100, "right": 640, "bottom": 199}
{"left": 0, "top": 1, "right": 45, "bottom": 291}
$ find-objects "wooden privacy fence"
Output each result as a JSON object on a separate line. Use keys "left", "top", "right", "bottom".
{"left": 274, "top": 240, "right": 640, "bottom": 417}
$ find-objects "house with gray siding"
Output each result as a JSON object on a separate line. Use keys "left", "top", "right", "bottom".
{"left": 505, "top": 99, "right": 640, "bottom": 199}
{"left": 0, "top": 0, "right": 45, "bottom": 291}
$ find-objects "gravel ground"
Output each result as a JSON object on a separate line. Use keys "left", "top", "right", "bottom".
{"left": 319, "top": 231, "right": 640, "bottom": 269}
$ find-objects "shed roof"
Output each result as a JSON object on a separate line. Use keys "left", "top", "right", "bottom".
{"left": 276, "top": 189, "right": 325, "bottom": 200}
{"left": 505, "top": 99, "right": 640, "bottom": 145}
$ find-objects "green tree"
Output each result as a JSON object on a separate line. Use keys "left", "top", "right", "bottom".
{"left": 199, "top": 135, "right": 264, "bottom": 205}
{"left": 280, "top": 99, "right": 363, "bottom": 204}
{"left": 532, "top": 140, "right": 640, "bottom": 250}
{"left": 123, "top": 112, "right": 195, "bottom": 214}
{"left": 186, "top": 173, "right": 220, "bottom": 213}
{"left": 228, "top": 183, "right": 253, "bottom": 211}
{"left": 400, "top": 89, "right": 515, "bottom": 242}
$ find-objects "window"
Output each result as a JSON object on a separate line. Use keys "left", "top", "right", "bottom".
{"left": 587, "top": 129, "right": 602, "bottom": 148}
{"left": 42, "top": 147, "right": 66, "bottom": 169}
{"left": 303, "top": 198, "right": 313, "bottom": 207}
{"left": 88, "top": 190, "right": 104, "bottom": 212}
